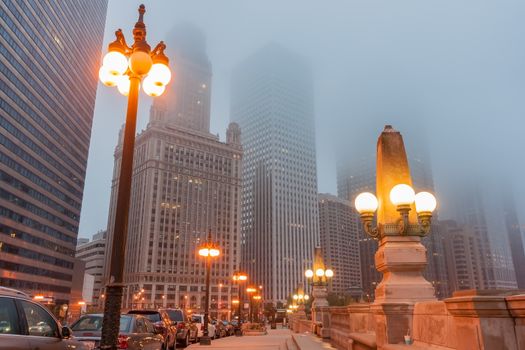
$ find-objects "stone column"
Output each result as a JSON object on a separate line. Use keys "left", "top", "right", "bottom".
{"left": 371, "top": 126, "right": 436, "bottom": 346}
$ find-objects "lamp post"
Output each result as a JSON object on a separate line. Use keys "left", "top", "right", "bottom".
{"left": 292, "top": 286, "right": 308, "bottom": 318}
{"left": 252, "top": 295, "right": 262, "bottom": 322}
{"left": 198, "top": 231, "right": 220, "bottom": 345}
{"left": 304, "top": 247, "right": 333, "bottom": 334}
{"left": 246, "top": 286, "right": 257, "bottom": 322}
{"left": 99, "top": 5, "right": 170, "bottom": 349}
{"left": 353, "top": 125, "right": 438, "bottom": 346}
{"left": 232, "top": 271, "right": 247, "bottom": 327}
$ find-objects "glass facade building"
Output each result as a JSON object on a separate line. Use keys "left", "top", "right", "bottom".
{"left": 0, "top": 1, "right": 108, "bottom": 303}
{"left": 231, "top": 44, "right": 320, "bottom": 303}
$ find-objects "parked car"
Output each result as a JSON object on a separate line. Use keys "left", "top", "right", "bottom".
{"left": 222, "top": 320, "right": 235, "bottom": 336}
{"left": 160, "top": 308, "right": 198, "bottom": 347}
{"left": 127, "top": 309, "right": 177, "bottom": 350}
{"left": 190, "top": 314, "right": 216, "bottom": 339}
{"left": 211, "top": 320, "right": 227, "bottom": 338}
{"left": 0, "top": 286, "right": 88, "bottom": 350}
{"left": 70, "top": 313, "right": 164, "bottom": 349}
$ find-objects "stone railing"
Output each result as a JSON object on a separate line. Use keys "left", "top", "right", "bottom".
{"left": 410, "top": 290, "right": 524, "bottom": 350}
{"left": 307, "top": 290, "right": 525, "bottom": 350}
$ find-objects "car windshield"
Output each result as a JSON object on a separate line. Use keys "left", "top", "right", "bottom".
{"left": 71, "top": 315, "right": 131, "bottom": 332}
{"left": 166, "top": 310, "right": 183, "bottom": 322}
{"left": 128, "top": 311, "right": 161, "bottom": 322}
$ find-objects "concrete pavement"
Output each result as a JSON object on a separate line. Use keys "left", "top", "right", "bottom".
{"left": 186, "top": 328, "right": 336, "bottom": 350}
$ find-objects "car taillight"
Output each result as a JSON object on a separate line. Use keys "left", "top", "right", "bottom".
{"left": 177, "top": 322, "right": 185, "bottom": 330}
{"left": 118, "top": 334, "right": 129, "bottom": 349}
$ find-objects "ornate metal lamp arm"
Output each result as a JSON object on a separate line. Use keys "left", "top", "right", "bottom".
{"left": 360, "top": 213, "right": 380, "bottom": 239}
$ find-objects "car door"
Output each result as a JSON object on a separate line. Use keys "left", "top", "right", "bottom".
{"left": 0, "top": 297, "right": 30, "bottom": 350}
{"left": 17, "top": 299, "right": 67, "bottom": 350}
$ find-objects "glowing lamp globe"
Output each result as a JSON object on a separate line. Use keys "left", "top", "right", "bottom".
{"left": 129, "top": 51, "right": 153, "bottom": 75}
{"left": 305, "top": 269, "right": 314, "bottom": 278}
{"left": 325, "top": 269, "right": 334, "bottom": 278}
{"left": 355, "top": 192, "right": 378, "bottom": 214}
{"left": 210, "top": 248, "right": 220, "bottom": 257}
{"left": 293, "top": 294, "right": 298, "bottom": 300}
{"left": 390, "top": 184, "right": 416, "bottom": 206}
{"left": 239, "top": 274, "right": 247, "bottom": 281}
{"left": 304, "top": 295, "right": 310, "bottom": 300}
{"left": 103, "top": 51, "right": 128, "bottom": 75}
{"left": 143, "top": 77, "right": 165, "bottom": 97}
{"left": 198, "top": 248, "right": 210, "bottom": 257}
{"left": 148, "top": 63, "right": 171, "bottom": 86}
{"left": 415, "top": 192, "right": 437, "bottom": 213}
{"left": 316, "top": 268, "right": 325, "bottom": 277}
{"left": 98, "top": 66, "right": 119, "bottom": 87}
{"left": 117, "top": 76, "right": 131, "bottom": 96}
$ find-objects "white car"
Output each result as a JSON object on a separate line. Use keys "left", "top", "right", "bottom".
{"left": 191, "top": 314, "right": 216, "bottom": 339}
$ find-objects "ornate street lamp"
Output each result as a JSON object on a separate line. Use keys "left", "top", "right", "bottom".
{"left": 99, "top": 5, "right": 170, "bottom": 349}
{"left": 198, "top": 231, "right": 220, "bottom": 345}
{"left": 352, "top": 125, "right": 438, "bottom": 345}
{"left": 304, "top": 246, "right": 333, "bottom": 327}
{"left": 232, "top": 271, "right": 248, "bottom": 323}
{"left": 246, "top": 286, "right": 257, "bottom": 322}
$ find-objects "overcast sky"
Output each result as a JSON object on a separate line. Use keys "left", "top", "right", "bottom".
{"left": 79, "top": 0, "right": 525, "bottom": 238}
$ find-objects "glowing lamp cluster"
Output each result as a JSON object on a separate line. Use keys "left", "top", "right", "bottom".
{"left": 305, "top": 267, "right": 334, "bottom": 286}
{"left": 198, "top": 246, "right": 220, "bottom": 257}
{"left": 99, "top": 29, "right": 171, "bottom": 97}
{"left": 355, "top": 184, "right": 437, "bottom": 238}
{"left": 232, "top": 272, "right": 248, "bottom": 282}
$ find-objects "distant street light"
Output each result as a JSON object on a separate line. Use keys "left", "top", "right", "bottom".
{"left": 198, "top": 231, "right": 221, "bottom": 345}
{"left": 99, "top": 5, "right": 170, "bottom": 350}
{"left": 232, "top": 271, "right": 248, "bottom": 331}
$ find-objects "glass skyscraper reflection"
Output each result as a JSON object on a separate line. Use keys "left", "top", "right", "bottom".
{"left": 0, "top": 1, "right": 108, "bottom": 304}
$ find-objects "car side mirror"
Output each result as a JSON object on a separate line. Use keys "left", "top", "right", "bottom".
{"left": 61, "top": 326, "right": 72, "bottom": 339}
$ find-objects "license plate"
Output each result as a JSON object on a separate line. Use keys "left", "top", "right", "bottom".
{"left": 82, "top": 341, "right": 95, "bottom": 350}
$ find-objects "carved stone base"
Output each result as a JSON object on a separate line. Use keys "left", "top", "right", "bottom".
{"left": 374, "top": 235, "right": 436, "bottom": 303}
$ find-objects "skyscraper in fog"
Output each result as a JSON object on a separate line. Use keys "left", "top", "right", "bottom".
{"left": 337, "top": 153, "right": 450, "bottom": 298}
{"left": 318, "top": 194, "right": 361, "bottom": 296}
{"left": 231, "top": 44, "right": 319, "bottom": 302}
{"left": 150, "top": 23, "right": 212, "bottom": 134}
{"left": 0, "top": 1, "right": 107, "bottom": 303}
{"left": 453, "top": 184, "right": 518, "bottom": 290}
{"left": 104, "top": 26, "right": 242, "bottom": 318}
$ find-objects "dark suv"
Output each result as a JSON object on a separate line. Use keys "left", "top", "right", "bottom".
{"left": 160, "top": 308, "right": 198, "bottom": 347}
{"left": 127, "top": 309, "right": 176, "bottom": 350}
{"left": 0, "top": 287, "right": 88, "bottom": 350}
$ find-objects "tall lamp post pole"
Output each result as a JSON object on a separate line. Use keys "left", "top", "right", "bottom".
{"left": 198, "top": 231, "right": 220, "bottom": 345}
{"left": 98, "top": 5, "right": 171, "bottom": 349}
{"left": 232, "top": 271, "right": 247, "bottom": 323}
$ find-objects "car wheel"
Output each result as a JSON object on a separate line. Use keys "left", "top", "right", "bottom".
{"left": 181, "top": 334, "right": 189, "bottom": 348}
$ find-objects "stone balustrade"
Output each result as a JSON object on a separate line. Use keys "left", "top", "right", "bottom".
{"left": 298, "top": 290, "right": 525, "bottom": 350}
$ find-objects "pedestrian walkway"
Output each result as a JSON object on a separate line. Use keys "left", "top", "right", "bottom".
{"left": 186, "top": 328, "right": 336, "bottom": 350}
{"left": 292, "top": 332, "right": 337, "bottom": 350}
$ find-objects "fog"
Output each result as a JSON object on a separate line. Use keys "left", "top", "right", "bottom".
{"left": 79, "top": 0, "right": 525, "bottom": 237}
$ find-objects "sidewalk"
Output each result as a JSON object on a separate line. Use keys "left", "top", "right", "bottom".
{"left": 186, "top": 328, "right": 337, "bottom": 350}
{"left": 292, "top": 332, "right": 337, "bottom": 350}
{"left": 186, "top": 328, "right": 295, "bottom": 350}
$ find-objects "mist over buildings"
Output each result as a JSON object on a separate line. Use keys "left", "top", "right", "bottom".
{"left": 80, "top": 0, "right": 525, "bottom": 236}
